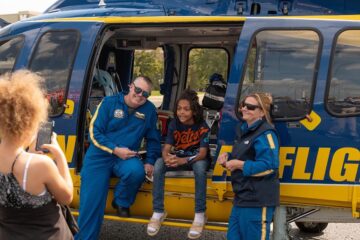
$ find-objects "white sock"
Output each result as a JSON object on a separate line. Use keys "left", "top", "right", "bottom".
{"left": 151, "top": 212, "right": 165, "bottom": 220}
{"left": 189, "top": 213, "right": 206, "bottom": 236}
{"left": 148, "top": 212, "right": 165, "bottom": 233}
{"left": 194, "top": 212, "right": 205, "bottom": 223}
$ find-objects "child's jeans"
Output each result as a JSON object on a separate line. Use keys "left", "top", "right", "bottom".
{"left": 152, "top": 158, "right": 208, "bottom": 213}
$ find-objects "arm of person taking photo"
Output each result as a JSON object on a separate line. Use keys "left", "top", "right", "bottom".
{"left": 41, "top": 133, "right": 73, "bottom": 205}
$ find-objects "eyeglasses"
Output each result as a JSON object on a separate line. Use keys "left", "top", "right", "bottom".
{"left": 241, "top": 101, "right": 261, "bottom": 111}
{"left": 133, "top": 84, "right": 150, "bottom": 98}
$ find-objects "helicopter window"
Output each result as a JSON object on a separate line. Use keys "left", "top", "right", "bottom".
{"left": 186, "top": 48, "right": 228, "bottom": 99}
{"left": 133, "top": 48, "right": 164, "bottom": 108}
{"left": 239, "top": 30, "right": 320, "bottom": 120}
{"left": 186, "top": 48, "right": 229, "bottom": 147}
{"left": 327, "top": 30, "right": 360, "bottom": 117}
{"left": 29, "top": 30, "right": 80, "bottom": 117}
{"left": 0, "top": 36, "right": 24, "bottom": 75}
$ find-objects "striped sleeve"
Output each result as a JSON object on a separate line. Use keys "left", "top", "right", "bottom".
{"left": 242, "top": 130, "right": 279, "bottom": 177}
{"left": 89, "top": 99, "right": 116, "bottom": 154}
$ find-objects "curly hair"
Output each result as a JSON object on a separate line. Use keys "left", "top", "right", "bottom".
{"left": 0, "top": 70, "right": 48, "bottom": 142}
{"left": 174, "top": 89, "right": 203, "bottom": 124}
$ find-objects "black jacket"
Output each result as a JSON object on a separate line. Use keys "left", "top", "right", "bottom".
{"left": 230, "top": 120, "right": 280, "bottom": 207}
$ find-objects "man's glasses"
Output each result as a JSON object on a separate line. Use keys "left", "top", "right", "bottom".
{"left": 241, "top": 101, "right": 261, "bottom": 111}
{"left": 133, "top": 84, "right": 150, "bottom": 98}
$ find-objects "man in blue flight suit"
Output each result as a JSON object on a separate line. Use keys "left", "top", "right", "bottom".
{"left": 76, "top": 76, "right": 161, "bottom": 240}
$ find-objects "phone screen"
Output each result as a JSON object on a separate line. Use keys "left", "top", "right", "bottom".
{"left": 35, "top": 121, "right": 54, "bottom": 153}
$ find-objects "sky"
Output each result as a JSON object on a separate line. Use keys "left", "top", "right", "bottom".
{"left": 0, "top": 0, "right": 58, "bottom": 14}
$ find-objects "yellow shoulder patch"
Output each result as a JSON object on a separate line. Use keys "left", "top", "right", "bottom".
{"left": 266, "top": 133, "right": 275, "bottom": 149}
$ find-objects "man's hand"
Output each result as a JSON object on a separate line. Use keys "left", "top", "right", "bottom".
{"left": 113, "top": 147, "right": 137, "bottom": 160}
{"left": 144, "top": 163, "right": 154, "bottom": 177}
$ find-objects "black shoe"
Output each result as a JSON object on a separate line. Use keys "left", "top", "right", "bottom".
{"left": 116, "top": 206, "right": 130, "bottom": 218}
{"left": 111, "top": 200, "right": 117, "bottom": 209}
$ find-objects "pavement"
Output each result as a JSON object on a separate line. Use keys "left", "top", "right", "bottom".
{"left": 99, "top": 220, "right": 360, "bottom": 240}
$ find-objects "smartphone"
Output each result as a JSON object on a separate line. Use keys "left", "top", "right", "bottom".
{"left": 35, "top": 121, "right": 54, "bottom": 153}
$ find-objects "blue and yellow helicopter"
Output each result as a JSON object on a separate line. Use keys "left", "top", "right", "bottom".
{"left": 0, "top": 0, "right": 359, "bottom": 236}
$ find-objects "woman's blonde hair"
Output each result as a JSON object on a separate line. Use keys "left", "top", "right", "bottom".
{"left": 246, "top": 92, "right": 273, "bottom": 125}
{"left": 0, "top": 70, "right": 48, "bottom": 143}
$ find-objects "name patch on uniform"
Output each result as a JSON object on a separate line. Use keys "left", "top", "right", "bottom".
{"left": 114, "top": 109, "right": 124, "bottom": 118}
{"left": 135, "top": 112, "right": 145, "bottom": 119}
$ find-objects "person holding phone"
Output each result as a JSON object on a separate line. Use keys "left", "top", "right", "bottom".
{"left": 217, "top": 92, "right": 280, "bottom": 240}
{"left": 77, "top": 76, "right": 161, "bottom": 240}
{"left": 0, "top": 70, "right": 73, "bottom": 239}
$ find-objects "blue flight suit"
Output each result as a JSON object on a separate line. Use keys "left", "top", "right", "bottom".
{"left": 227, "top": 119, "right": 280, "bottom": 240}
{"left": 76, "top": 93, "right": 161, "bottom": 240}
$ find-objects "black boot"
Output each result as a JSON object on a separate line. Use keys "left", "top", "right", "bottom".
{"left": 112, "top": 200, "right": 130, "bottom": 217}
{"left": 116, "top": 206, "right": 130, "bottom": 218}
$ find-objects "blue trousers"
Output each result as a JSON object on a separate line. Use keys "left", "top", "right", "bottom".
{"left": 227, "top": 206, "right": 275, "bottom": 240}
{"left": 152, "top": 158, "right": 208, "bottom": 213}
{"left": 76, "top": 155, "right": 145, "bottom": 240}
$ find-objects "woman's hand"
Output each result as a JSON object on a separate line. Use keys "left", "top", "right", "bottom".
{"left": 40, "top": 133, "right": 66, "bottom": 163}
{"left": 217, "top": 152, "right": 229, "bottom": 167}
{"left": 40, "top": 132, "right": 73, "bottom": 204}
{"left": 28, "top": 136, "right": 42, "bottom": 154}
{"left": 225, "top": 159, "right": 244, "bottom": 172}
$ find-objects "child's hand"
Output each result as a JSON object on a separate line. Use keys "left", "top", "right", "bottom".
{"left": 167, "top": 155, "right": 187, "bottom": 168}
{"left": 164, "top": 153, "right": 175, "bottom": 167}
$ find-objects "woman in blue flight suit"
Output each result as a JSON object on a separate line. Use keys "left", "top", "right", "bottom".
{"left": 217, "top": 92, "right": 280, "bottom": 240}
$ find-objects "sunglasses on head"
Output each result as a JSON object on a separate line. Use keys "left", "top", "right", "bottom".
{"left": 133, "top": 84, "right": 150, "bottom": 98}
{"left": 241, "top": 101, "right": 261, "bottom": 111}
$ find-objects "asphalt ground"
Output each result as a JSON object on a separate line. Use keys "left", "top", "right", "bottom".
{"left": 99, "top": 220, "right": 360, "bottom": 240}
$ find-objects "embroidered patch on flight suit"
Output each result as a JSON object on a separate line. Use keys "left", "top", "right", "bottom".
{"left": 135, "top": 112, "right": 145, "bottom": 119}
{"left": 114, "top": 109, "right": 124, "bottom": 118}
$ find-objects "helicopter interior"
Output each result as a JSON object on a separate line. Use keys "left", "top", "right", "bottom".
{"left": 83, "top": 22, "right": 243, "bottom": 176}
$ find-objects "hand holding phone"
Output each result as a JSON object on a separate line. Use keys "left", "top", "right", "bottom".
{"left": 36, "top": 121, "right": 54, "bottom": 153}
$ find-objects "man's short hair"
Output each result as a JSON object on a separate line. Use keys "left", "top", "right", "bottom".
{"left": 134, "top": 76, "right": 153, "bottom": 88}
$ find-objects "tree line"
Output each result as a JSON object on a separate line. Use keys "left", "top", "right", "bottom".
{"left": 134, "top": 48, "right": 228, "bottom": 91}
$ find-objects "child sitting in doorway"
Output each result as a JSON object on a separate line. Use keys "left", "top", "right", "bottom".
{"left": 147, "top": 89, "right": 210, "bottom": 239}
